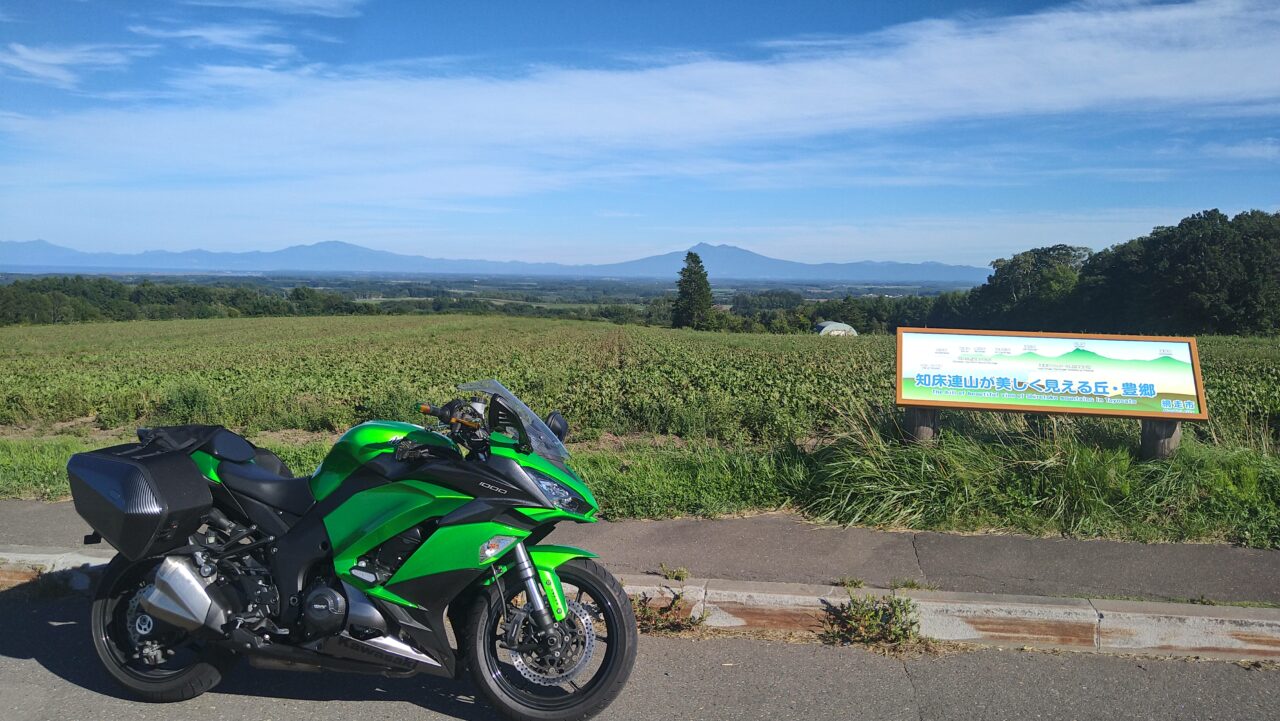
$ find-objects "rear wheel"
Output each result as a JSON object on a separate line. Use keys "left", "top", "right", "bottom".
{"left": 90, "top": 554, "right": 235, "bottom": 703}
{"left": 465, "top": 558, "right": 638, "bottom": 721}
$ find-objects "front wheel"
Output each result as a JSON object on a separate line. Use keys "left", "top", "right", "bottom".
{"left": 465, "top": 558, "right": 638, "bottom": 721}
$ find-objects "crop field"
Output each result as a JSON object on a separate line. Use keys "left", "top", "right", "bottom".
{"left": 2, "top": 315, "right": 1279, "bottom": 545}
{"left": 0, "top": 315, "right": 893, "bottom": 441}
{"left": 2, "top": 315, "right": 1277, "bottom": 442}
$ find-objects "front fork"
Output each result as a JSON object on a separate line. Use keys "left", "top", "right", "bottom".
{"left": 511, "top": 542, "right": 558, "bottom": 633}
{"left": 504, "top": 542, "right": 583, "bottom": 635}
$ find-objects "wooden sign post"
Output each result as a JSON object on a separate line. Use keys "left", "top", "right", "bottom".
{"left": 1139, "top": 419, "right": 1182, "bottom": 460}
{"left": 904, "top": 407, "right": 940, "bottom": 443}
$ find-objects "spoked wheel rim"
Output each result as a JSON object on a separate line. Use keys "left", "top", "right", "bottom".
{"left": 481, "top": 567, "right": 624, "bottom": 712}
{"left": 95, "top": 559, "right": 208, "bottom": 682}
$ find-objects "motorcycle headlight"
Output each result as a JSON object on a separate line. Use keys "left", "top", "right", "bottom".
{"left": 529, "top": 469, "right": 589, "bottom": 514}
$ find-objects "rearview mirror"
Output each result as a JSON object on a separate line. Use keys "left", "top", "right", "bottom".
{"left": 545, "top": 411, "right": 568, "bottom": 441}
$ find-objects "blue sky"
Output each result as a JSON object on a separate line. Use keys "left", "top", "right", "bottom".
{"left": 1, "top": 0, "right": 1277, "bottom": 266}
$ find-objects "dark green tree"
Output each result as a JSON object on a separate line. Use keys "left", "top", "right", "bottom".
{"left": 1075, "top": 209, "right": 1280, "bottom": 334}
{"left": 969, "top": 244, "right": 1090, "bottom": 330}
{"left": 671, "top": 251, "right": 713, "bottom": 329}
{"left": 925, "top": 290, "right": 971, "bottom": 328}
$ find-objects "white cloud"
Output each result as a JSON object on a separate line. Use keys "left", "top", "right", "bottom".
{"left": 182, "top": 0, "right": 366, "bottom": 17}
{"left": 130, "top": 23, "right": 297, "bottom": 58}
{"left": 0, "top": 43, "right": 154, "bottom": 87}
{"left": 1205, "top": 138, "right": 1280, "bottom": 160}
{"left": 22, "top": 0, "right": 1274, "bottom": 157}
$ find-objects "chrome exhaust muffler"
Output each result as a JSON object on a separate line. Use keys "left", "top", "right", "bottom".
{"left": 138, "top": 556, "right": 228, "bottom": 632}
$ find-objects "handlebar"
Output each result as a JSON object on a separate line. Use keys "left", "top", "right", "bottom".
{"left": 419, "top": 401, "right": 483, "bottom": 430}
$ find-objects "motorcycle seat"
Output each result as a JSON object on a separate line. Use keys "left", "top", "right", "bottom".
{"left": 218, "top": 461, "right": 315, "bottom": 517}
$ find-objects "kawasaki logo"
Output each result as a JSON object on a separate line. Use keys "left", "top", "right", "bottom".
{"left": 335, "top": 635, "right": 417, "bottom": 670}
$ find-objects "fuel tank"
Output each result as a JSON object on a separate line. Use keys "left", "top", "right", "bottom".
{"left": 309, "top": 421, "right": 459, "bottom": 502}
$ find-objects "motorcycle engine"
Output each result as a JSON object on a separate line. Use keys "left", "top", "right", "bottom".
{"left": 302, "top": 584, "right": 347, "bottom": 638}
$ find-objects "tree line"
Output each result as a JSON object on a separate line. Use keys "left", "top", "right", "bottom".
{"left": 0, "top": 276, "right": 669, "bottom": 327}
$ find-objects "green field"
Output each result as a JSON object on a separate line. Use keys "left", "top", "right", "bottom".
{"left": 0, "top": 315, "right": 895, "bottom": 441}
{"left": 2, "top": 316, "right": 1279, "bottom": 546}
{"left": 3, "top": 315, "right": 1276, "bottom": 440}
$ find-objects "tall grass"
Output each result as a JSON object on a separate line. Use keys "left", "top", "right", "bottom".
{"left": 0, "top": 438, "right": 96, "bottom": 500}
{"left": 571, "top": 440, "right": 809, "bottom": 518}
{"left": 801, "top": 404, "right": 1280, "bottom": 547}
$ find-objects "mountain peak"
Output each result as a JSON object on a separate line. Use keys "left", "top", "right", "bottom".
{"left": 306, "top": 240, "right": 363, "bottom": 249}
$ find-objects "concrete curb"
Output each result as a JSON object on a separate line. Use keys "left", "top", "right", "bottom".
{"left": 0, "top": 544, "right": 114, "bottom": 594}
{"left": 617, "top": 574, "right": 1280, "bottom": 660}
{"left": 6, "top": 547, "right": 1279, "bottom": 660}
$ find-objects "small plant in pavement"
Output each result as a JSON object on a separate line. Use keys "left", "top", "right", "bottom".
{"left": 632, "top": 591, "right": 707, "bottom": 634}
{"left": 659, "top": 563, "right": 691, "bottom": 582}
{"left": 890, "top": 578, "right": 938, "bottom": 591}
{"left": 835, "top": 575, "right": 865, "bottom": 589}
{"left": 820, "top": 592, "right": 919, "bottom": 647}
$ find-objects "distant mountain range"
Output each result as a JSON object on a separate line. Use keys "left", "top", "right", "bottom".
{"left": 0, "top": 239, "right": 989, "bottom": 284}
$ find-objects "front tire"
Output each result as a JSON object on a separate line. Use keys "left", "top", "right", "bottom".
{"left": 464, "top": 558, "right": 638, "bottom": 721}
{"left": 90, "top": 554, "right": 236, "bottom": 703}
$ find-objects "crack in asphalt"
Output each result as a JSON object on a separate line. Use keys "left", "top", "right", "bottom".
{"left": 910, "top": 533, "right": 927, "bottom": 583}
{"left": 900, "top": 657, "right": 925, "bottom": 721}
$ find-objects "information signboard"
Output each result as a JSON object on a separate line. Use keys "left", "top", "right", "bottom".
{"left": 896, "top": 328, "right": 1208, "bottom": 420}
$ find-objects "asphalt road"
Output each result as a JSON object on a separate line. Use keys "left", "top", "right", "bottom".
{"left": 9, "top": 501, "right": 1280, "bottom": 604}
{"left": 2, "top": 594, "right": 1277, "bottom": 721}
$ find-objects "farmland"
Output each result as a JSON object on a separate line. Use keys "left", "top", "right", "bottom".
{"left": 2, "top": 315, "right": 1279, "bottom": 545}
{"left": 0, "top": 315, "right": 891, "bottom": 441}
{"left": 3, "top": 315, "right": 1278, "bottom": 441}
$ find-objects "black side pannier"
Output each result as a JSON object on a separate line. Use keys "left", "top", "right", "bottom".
{"left": 68, "top": 439, "right": 213, "bottom": 561}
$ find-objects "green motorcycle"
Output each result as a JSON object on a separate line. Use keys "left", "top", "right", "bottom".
{"left": 68, "top": 380, "right": 637, "bottom": 721}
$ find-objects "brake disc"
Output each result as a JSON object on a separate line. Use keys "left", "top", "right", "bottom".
{"left": 511, "top": 600, "right": 597, "bottom": 687}
{"left": 126, "top": 585, "right": 153, "bottom": 647}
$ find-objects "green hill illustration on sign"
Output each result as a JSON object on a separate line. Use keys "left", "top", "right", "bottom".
{"left": 896, "top": 329, "right": 1208, "bottom": 420}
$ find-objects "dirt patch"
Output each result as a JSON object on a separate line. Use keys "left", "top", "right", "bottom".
{"left": 0, "top": 419, "right": 131, "bottom": 443}
{"left": 0, "top": 422, "right": 339, "bottom": 449}
{"left": 569, "top": 432, "right": 691, "bottom": 452}
{"left": 0, "top": 565, "right": 40, "bottom": 591}
{"left": 250, "top": 429, "right": 340, "bottom": 447}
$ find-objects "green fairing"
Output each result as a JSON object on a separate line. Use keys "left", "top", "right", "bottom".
{"left": 310, "top": 421, "right": 457, "bottom": 501}
{"left": 488, "top": 442, "right": 599, "bottom": 513}
{"left": 518, "top": 507, "right": 593, "bottom": 524}
{"left": 191, "top": 450, "right": 221, "bottom": 483}
{"left": 364, "top": 584, "right": 422, "bottom": 609}
{"left": 324, "top": 479, "right": 472, "bottom": 589}
{"left": 388, "top": 520, "right": 530, "bottom": 584}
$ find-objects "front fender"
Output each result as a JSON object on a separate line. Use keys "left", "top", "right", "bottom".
{"left": 529, "top": 544, "right": 597, "bottom": 622}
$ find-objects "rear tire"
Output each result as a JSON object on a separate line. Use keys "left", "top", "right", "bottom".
{"left": 90, "top": 554, "right": 236, "bottom": 703}
{"left": 464, "top": 558, "right": 638, "bottom": 721}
